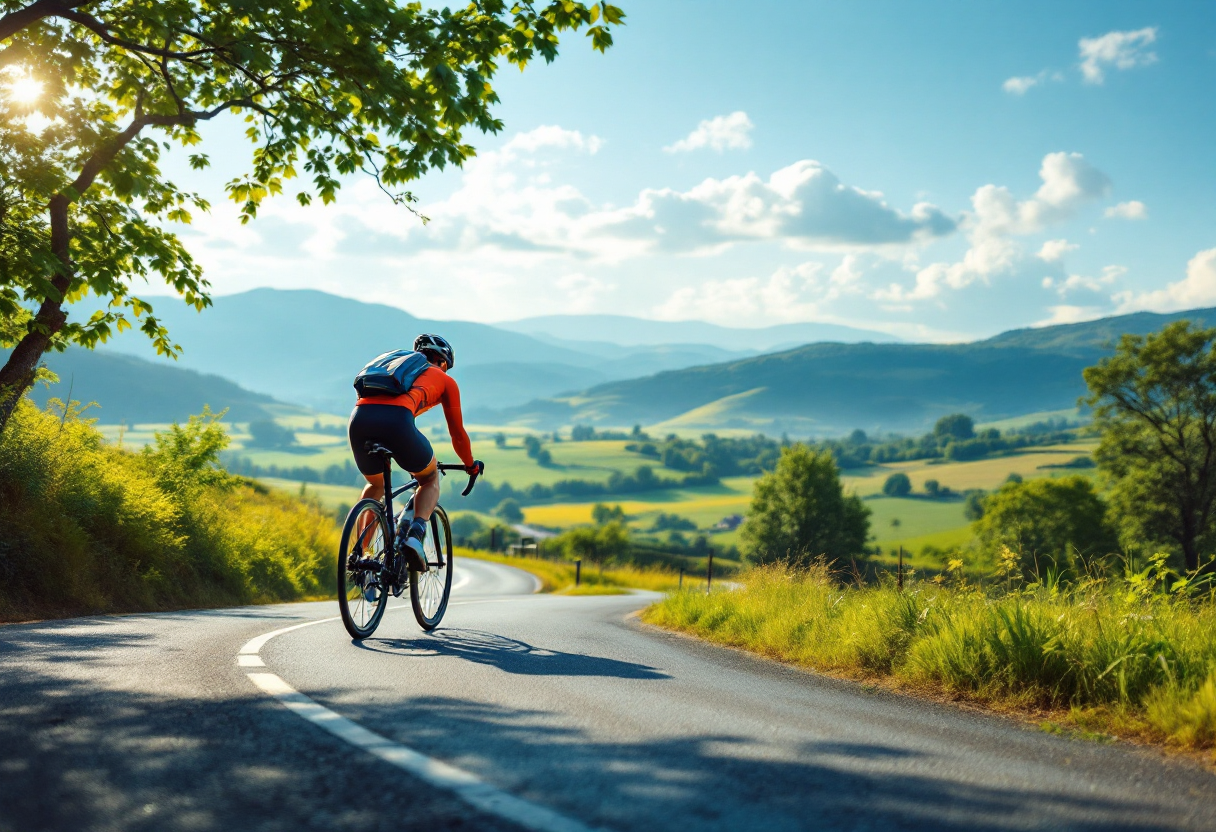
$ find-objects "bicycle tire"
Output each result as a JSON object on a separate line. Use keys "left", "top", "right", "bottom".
{"left": 410, "top": 505, "right": 453, "bottom": 631}
{"left": 338, "top": 499, "right": 391, "bottom": 639}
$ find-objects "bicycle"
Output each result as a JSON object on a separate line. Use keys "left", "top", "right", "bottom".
{"left": 337, "top": 442, "right": 482, "bottom": 639}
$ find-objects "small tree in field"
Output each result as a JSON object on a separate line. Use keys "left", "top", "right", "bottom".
{"left": 0, "top": 0, "right": 624, "bottom": 432}
{"left": 1085, "top": 321, "right": 1216, "bottom": 571}
{"left": 883, "top": 472, "right": 911, "bottom": 497}
{"left": 934, "top": 413, "right": 975, "bottom": 441}
{"left": 741, "top": 445, "right": 870, "bottom": 567}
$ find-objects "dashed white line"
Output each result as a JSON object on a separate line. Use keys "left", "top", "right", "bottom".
{"left": 239, "top": 566, "right": 602, "bottom": 832}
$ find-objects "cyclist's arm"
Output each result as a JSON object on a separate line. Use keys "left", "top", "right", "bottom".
{"left": 440, "top": 374, "right": 476, "bottom": 468}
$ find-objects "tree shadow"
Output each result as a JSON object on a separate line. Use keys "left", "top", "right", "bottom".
{"left": 356, "top": 628, "right": 671, "bottom": 680}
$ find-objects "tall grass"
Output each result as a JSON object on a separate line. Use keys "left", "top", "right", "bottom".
{"left": 643, "top": 562, "right": 1216, "bottom": 752}
{"left": 0, "top": 400, "right": 337, "bottom": 620}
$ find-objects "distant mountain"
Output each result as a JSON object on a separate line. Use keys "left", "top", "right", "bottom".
{"left": 482, "top": 306, "right": 1216, "bottom": 436}
{"left": 82, "top": 289, "right": 760, "bottom": 413}
{"left": 497, "top": 314, "right": 900, "bottom": 351}
{"left": 16, "top": 349, "right": 278, "bottom": 425}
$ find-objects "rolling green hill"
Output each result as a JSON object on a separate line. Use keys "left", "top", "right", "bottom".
{"left": 484, "top": 306, "right": 1216, "bottom": 436}
{"left": 16, "top": 348, "right": 279, "bottom": 424}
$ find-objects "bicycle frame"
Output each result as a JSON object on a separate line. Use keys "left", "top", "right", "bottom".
{"left": 372, "top": 453, "right": 478, "bottom": 575}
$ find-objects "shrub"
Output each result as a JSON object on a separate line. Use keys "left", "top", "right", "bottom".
{"left": 883, "top": 472, "right": 912, "bottom": 497}
{"left": 972, "top": 476, "right": 1118, "bottom": 577}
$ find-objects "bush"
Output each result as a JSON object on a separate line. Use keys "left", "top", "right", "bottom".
{"left": 883, "top": 472, "right": 912, "bottom": 497}
{"left": 972, "top": 476, "right": 1119, "bottom": 577}
{"left": 493, "top": 498, "right": 524, "bottom": 524}
{"left": 0, "top": 400, "right": 336, "bottom": 620}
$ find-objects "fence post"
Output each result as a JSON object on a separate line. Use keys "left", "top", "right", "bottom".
{"left": 489, "top": 527, "right": 497, "bottom": 553}
{"left": 575, "top": 559, "right": 582, "bottom": 587}
{"left": 707, "top": 549, "right": 714, "bottom": 592}
{"left": 898, "top": 544, "right": 904, "bottom": 591}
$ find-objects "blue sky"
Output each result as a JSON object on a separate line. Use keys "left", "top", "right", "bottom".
{"left": 168, "top": 1, "right": 1216, "bottom": 341}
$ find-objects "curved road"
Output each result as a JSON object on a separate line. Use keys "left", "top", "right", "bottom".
{"left": 2, "top": 558, "right": 1214, "bottom": 831}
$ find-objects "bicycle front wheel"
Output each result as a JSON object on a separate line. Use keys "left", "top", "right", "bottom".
{"left": 410, "top": 505, "right": 453, "bottom": 631}
{"left": 338, "top": 499, "right": 391, "bottom": 640}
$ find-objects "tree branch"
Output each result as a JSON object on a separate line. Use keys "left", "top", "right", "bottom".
{"left": 0, "top": 0, "right": 88, "bottom": 43}
{"left": 56, "top": 10, "right": 221, "bottom": 61}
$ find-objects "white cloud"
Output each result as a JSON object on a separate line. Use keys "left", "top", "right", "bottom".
{"left": 665, "top": 111, "right": 754, "bottom": 153}
{"left": 554, "top": 273, "right": 614, "bottom": 313}
{"left": 1079, "top": 27, "right": 1158, "bottom": 84}
{"left": 1104, "top": 200, "right": 1148, "bottom": 220}
{"left": 1036, "top": 305, "right": 1105, "bottom": 326}
{"left": 1002, "top": 70, "right": 1063, "bottom": 95}
{"left": 874, "top": 152, "right": 1109, "bottom": 303}
{"left": 1003, "top": 76, "right": 1039, "bottom": 95}
{"left": 652, "top": 259, "right": 872, "bottom": 325}
{"left": 606, "top": 160, "right": 955, "bottom": 252}
{"left": 1116, "top": 248, "right": 1216, "bottom": 312}
{"left": 1043, "top": 265, "right": 1126, "bottom": 296}
{"left": 1037, "top": 239, "right": 1078, "bottom": 262}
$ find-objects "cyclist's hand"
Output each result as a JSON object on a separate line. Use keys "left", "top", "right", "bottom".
{"left": 466, "top": 460, "right": 485, "bottom": 476}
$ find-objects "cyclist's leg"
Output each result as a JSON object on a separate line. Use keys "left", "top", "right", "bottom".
{"left": 411, "top": 457, "right": 440, "bottom": 522}
{"left": 348, "top": 406, "right": 390, "bottom": 545}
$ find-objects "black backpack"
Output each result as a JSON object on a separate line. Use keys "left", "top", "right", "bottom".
{"left": 353, "top": 349, "right": 431, "bottom": 397}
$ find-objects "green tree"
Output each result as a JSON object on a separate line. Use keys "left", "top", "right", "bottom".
{"left": 923, "top": 478, "right": 940, "bottom": 498}
{"left": 934, "top": 413, "right": 975, "bottom": 441}
{"left": 1085, "top": 321, "right": 1216, "bottom": 570}
{"left": 882, "top": 472, "right": 911, "bottom": 497}
{"left": 493, "top": 432, "right": 507, "bottom": 448}
{"left": 591, "top": 502, "right": 625, "bottom": 525}
{"left": 740, "top": 445, "right": 870, "bottom": 566}
{"left": 493, "top": 498, "right": 523, "bottom": 525}
{"left": 0, "top": 0, "right": 623, "bottom": 431}
{"left": 973, "top": 476, "right": 1117, "bottom": 577}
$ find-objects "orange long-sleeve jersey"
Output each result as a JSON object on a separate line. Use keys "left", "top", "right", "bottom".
{"left": 355, "top": 366, "right": 474, "bottom": 467}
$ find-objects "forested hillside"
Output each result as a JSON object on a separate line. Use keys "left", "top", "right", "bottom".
{"left": 487, "top": 306, "right": 1216, "bottom": 435}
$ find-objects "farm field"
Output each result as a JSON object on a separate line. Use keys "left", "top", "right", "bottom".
{"left": 93, "top": 413, "right": 1099, "bottom": 560}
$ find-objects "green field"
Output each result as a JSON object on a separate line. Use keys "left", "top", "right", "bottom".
{"left": 93, "top": 412, "right": 1100, "bottom": 558}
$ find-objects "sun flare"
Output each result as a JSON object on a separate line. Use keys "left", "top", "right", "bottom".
{"left": 7, "top": 76, "right": 42, "bottom": 104}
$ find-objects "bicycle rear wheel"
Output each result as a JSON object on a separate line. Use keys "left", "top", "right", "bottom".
{"left": 338, "top": 499, "right": 391, "bottom": 639}
{"left": 410, "top": 505, "right": 453, "bottom": 631}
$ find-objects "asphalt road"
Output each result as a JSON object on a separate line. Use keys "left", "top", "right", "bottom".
{"left": 2, "top": 558, "right": 1215, "bottom": 832}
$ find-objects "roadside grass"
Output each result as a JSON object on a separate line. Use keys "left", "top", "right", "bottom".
{"left": 0, "top": 401, "right": 338, "bottom": 622}
{"left": 643, "top": 564, "right": 1216, "bottom": 755}
{"left": 459, "top": 549, "right": 681, "bottom": 594}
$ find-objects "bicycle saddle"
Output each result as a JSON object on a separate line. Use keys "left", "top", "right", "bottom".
{"left": 364, "top": 441, "right": 393, "bottom": 457}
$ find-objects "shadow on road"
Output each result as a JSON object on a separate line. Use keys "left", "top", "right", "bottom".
{"left": 313, "top": 691, "right": 1205, "bottom": 832}
{"left": 0, "top": 624, "right": 515, "bottom": 832}
{"left": 2, "top": 623, "right": 1213, "bottom": 832}
{"left": 357, "top": 628, "right": 671, "bottom": 680}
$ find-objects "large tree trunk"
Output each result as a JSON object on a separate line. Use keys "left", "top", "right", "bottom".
{"left": 0, "top": 195, "right": 71, "bottom": 434}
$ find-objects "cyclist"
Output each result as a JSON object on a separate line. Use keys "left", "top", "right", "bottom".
{"left": 348, "top": 333, "right": 481, "bottom": 569}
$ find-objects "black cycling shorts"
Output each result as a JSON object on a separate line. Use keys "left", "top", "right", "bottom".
{"left": 348, "top": 404, "right": 434, "bottom": 476}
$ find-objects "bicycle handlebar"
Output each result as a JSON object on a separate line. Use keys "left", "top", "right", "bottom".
{"left": 437, "top": 461, "right": 484, "bottom": 497}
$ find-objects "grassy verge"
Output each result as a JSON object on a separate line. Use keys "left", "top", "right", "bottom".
{"left": 459, "top": 549, "right": 681, "bottom": 594}
{"left": 0, "top": 400, "right": 338, "bottom": 622}
{"left": 643, "top": 564, "right": 1216, "bottom": 757}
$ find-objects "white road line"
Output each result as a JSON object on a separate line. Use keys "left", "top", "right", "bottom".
{"left": 247, "top": 671, "right": 600, "bottom": 832}
{"left": 240, "top": 589, "right": 603, "bottom": 832}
